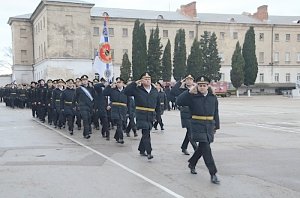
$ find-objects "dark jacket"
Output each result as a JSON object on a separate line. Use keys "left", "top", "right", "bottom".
{"left": 103, "top": 85, "right": 128, "bottom": 121}
{"left": 124, "top": 82, "right": 160, "bottom": 130}
{"left": 170, "top": 81, "right": 192, "bottom": 128}
{"left": 176, "top": 90, "right": 220, "bottom": 143}
{"left": 94, "top": 83, "right": 108, "bottom": 117}
{"left": 60, "top": 88, "right": 75, "bottom": 115}
{"left": 158, "top": 89, "right": 168, "bottom": 115}
{"left": 73, "top": 85, "right": 94, "bottom": 111}
{"left": 52, "top": 88, "right": 63, "bottom": 110}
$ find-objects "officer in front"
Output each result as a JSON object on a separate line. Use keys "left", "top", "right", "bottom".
{"left": 176, "top": 75, "right": 220, "bottom": 184}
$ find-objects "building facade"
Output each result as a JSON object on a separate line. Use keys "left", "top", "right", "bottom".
{"left": 8, "top": 0, "right": 300, "bottom": 93}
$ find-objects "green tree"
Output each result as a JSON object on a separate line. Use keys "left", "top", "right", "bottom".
{"left": 132, "top": 19, "right": 147, "bottom": 80}
{"left": 173, "top": 29, "right": 186, "bottom": 81}
{"left": 207, "top": 32, "right": 221, "bottom": 81}
{"left": 162, "top": 39, "right": 172, "bottom": 81}
{"left": 200, "top": 31, "right": 221, "bottom": 81}
{"left": 230, "top": 41, "right": 245, "bottom": 91}
{"left": 120, "top": 52, "right": 131, "bottom": 82}
{"left": 187, "top": 38, "right": 201, "bottom": 77}
{"left": 199, "top": 31, "right": 210, "bottom": 76}
{"left": 242, "top": 26, "right": 258, "bottom": 86}
{"left": 147, "top": 26, "right": 163, "bottom": 82}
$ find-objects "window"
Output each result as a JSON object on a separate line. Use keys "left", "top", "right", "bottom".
{"left": 44, "top": 42, "right": 46, "bottom": 57}
{"left": 189, "top": 31, "right": 194, "bottom": 39}
{"left": 163, "top": 30, "right": 168, "bottom": 38}
{"left": 110, "top": 49, "right": 114, "bottom": 61}
{"left": 38, "top": 23, "right": 40, "bottom": 33}
{"left": 122, "top": 28, "right": 128, "bottom": 37}
{"left": 93, "top": 27, "right": 99, "bottom": 36}
{"left": 43, "top": 17, "right": 45, "bottom": 28}
{"left": 108, "top": 28, "right": 114, "bottom": 36}
{"left": 220, "top": 32, "right": 225, "bottom": 40}
{"left": 286, "top": 34, "right": 290, "bottom": 41}
{"left": 259, "top": 33, "right": 264, "bottom": 41}
{"left": 274, "top": 73, "right": 279, "bottom": 82}
{"left": 297, "top": 73, "right": 300, "bottom": 81}
{"left": 220, "top": 73, "right": 225, "bottom": 81}
{"left": 297, "top": 34, "right": 300, "bottom": 42}
{"left": 218, "top": 52, "right": 224, "bottom": 62}
{"left": 274, "top": 33, "right": 279, "bottom": 41}
{"left": 285, "top": 52, "right": 291, "bottom": 63}
{"left": 259, "top": 52, "right": 264, "bottom": 63}
{"left": 66, "top": 15, "right": 73, "bottom": 23}
{"left": 20, "top": 28, "right": 27, "bottom": 38}
{"left": 259, "top": 73, "right": 264, "bottom": 83}
{"left": 66, "top": 40, "right": 73, "bottom": 48}
{"left": 233, "top": 32, "right": 238, "bottom": 39}
{"left": 94, "top": 48, "right": 98, "bottom": 58}
{"left": 21, "top": 50, "right": 27, "bottom": 62}
{"left": 286, "top": 73, "right": 291, "bottom": 82}
{"left": 157, "top": 15, "right": 164, "bottom": 20}
{"left": 274, "top": 52, "right": 279, "bottom": 62}
{"left": 297, "top": 53, "right": 300, "bottom": 62}
{"left": 41, "top": 43, "right": 43, "bottom": 58}
{"left": 123, "top": 49, "right": 128, "bottom": 54}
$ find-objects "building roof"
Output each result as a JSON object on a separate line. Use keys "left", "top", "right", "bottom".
{"left": 46, "top": 0, "right": 92, "bottom": 4}
{"left": 9, "top": 5, "right": 300, "bottom": 25}
{"left": 91, "top": 7, "right": 193, "bottom": 21}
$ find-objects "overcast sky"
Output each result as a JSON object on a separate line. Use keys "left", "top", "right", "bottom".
{"left": 1, "top": 0, "right": 299, "bottom": 74}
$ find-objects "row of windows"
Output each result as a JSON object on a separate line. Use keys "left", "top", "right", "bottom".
{"left": 93, "top": 27, "right": 197, "bottom": 39}
{"left": 93, "top": 26, "right": 300, "bottom": 43}
{"left": 34, "top": 16, "right": 46, "bottom": 35}
{"left": 259, "top": 73, "right": 300, "bottom": 83}
{"left": 36, "top": 42, "right": 46, "bottom": 61}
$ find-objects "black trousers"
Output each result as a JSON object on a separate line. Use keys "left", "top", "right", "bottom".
{"left": 65, "top": 113, "right": 75, "bottom": 131}
{"left": 75, "top": 109, "right": 82, "bottom": 128}
{"left": 126, "top": 118, "right": 137, "bottom": 133}
{"left": 181, "top": 127, "right": 197, "bottom": 151}
{"left": 47, "top": 106, "right": 53, "bottom": 124}
{"left": 153, "top": 114, "right": 164, "bottom": 129}
{"left": 80, "top": 109, "right": 92, "bottom": 137}
{"left": 188, "top": 142, "right": 217, "bottom": 175}
{"left": 138, "top": 129, "right": 152, "bottom": 154}
{"left": 113, "top": 119, "right": 124, "bottom": 141}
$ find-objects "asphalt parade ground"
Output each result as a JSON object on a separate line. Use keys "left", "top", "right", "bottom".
{"left": 1, "top": 96, "right": 300, "bottom": 198}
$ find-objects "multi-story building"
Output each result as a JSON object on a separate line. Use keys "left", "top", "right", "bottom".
{"left": 8, "top": 0, "right": 300, "bottom": 93}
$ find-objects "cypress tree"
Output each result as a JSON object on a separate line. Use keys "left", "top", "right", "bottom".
{"left": 132, "top": 20, "right": 148, "bottom": 80}
{"left": 120, "top": 52, "right": 132, "bottom": 82}
{"left": 199, "top": 31, "right": 210, "bottom": 77}
{"left": 173, "top": 29, "right": 186, "bottom": 81}
{"left": 230, "top": 41, "right": 245, "bottom": 90}
{"left": 132, "top": 19, "right": 140, "bottom": 81}
{"left": 187, "top": 38, "right": 201, "bottom": 77}
{"left": 207, "top": 32, "right": 221, "bottom": 81}
{"left": 162, "top": 39, "right": 172, "bottom": 82}
{"left": 242, "top": 26, "right": 258, "bottom": 86}
{"left": 147, "top": 26, "right": 163, "bottom": 82}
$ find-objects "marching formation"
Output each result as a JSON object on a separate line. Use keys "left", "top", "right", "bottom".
{"left": 0, "top": 72, "right": 221, "bottom": 184}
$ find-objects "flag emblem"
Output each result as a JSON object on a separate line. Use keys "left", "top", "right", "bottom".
{"left": 99, "top": 42, "right": 112, "bottom": 63}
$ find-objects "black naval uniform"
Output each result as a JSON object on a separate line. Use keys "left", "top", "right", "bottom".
{"left": 94, "top": 83, "right": 109, "bottom": 139}
{"left": 73, "top": 85, "right": 94, "bottom": 138}
{"left": 36, "top": 84, "right": 47, "bottom": 122}
{"left": 176, "top": 88, "right": 219, "bottom": 180}
{"left": 103, "top": 85, "right": 128, "bottom": 143}
{"left": 153, "top": 89, "right": 168, "bottom": 130}
{"left": 170, "top": 81, "right": 198, "bottom": 153}
{"left": 61, "top": 87, "right": 75, "bottom": 134}
{"left": 124, "top": 82, "right": 160, "bottom": 158}
{"left": 28, "top": 85, "right": 37, "bottom": 117}
{"left": 52, "top": 87, "right": 64, "bottom": 128}
{"left": 46, "top": 85, "right": 54, "bottom": 125}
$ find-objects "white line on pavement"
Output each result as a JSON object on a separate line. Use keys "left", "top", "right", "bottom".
{"left": 237, "top": 122, "right": 300, "bottom": 134}
{"left": 33, "top": 119, "right": 184, "bottom": 198}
